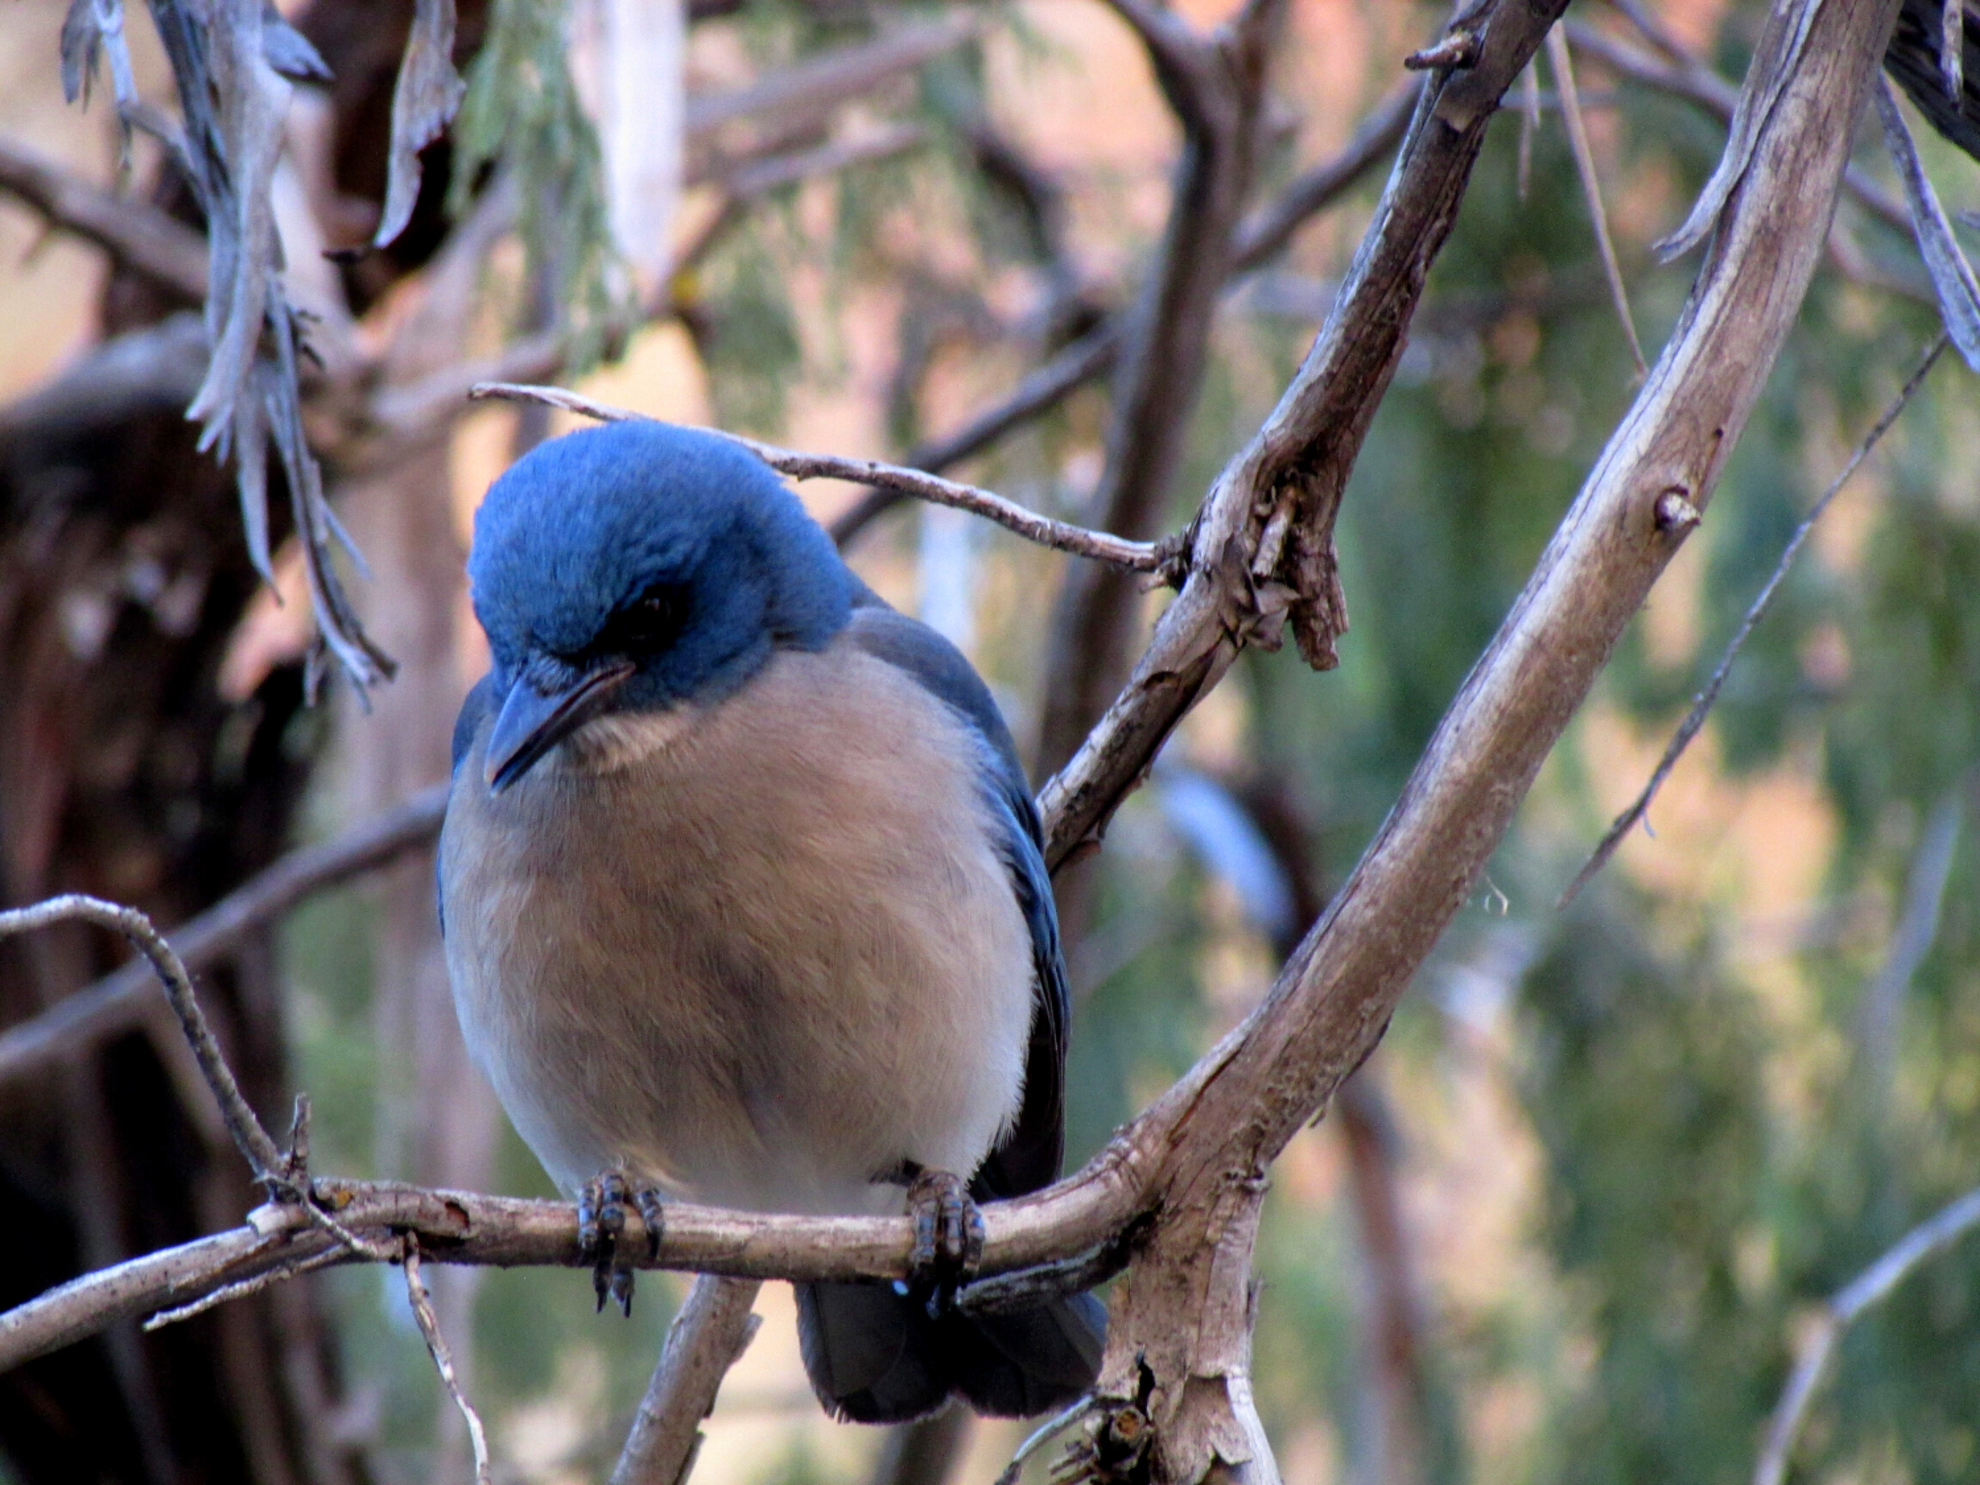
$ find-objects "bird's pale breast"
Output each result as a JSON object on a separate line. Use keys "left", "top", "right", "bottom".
{"left": 439, "top": 636, "right": 1037, "bottom": 1214}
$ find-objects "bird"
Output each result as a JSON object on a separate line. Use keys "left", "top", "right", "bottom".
{"left": 437, "top": 418, "right": 1105, "bottom": 1423}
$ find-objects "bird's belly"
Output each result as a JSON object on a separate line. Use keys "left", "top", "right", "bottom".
{"left": 440, "top": 649, "right": 1037, "bottom": 1215}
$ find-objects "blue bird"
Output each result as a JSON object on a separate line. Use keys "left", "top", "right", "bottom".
{"left": 438, "top": 420, "right": 1104, "bottom": 1422}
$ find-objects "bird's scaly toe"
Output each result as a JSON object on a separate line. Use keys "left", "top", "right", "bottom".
{"left": 578, "top": 1171, "right": 631, "bottom": 1314}
{"left": 904, "top": 1167, "right": 983, "bottom": 1308}
{"left": 634, "top": 1186, "right": 666, "bottom": 1262}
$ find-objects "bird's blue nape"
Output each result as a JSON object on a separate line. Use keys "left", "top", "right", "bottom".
{"left": 467, "top": 421, "right": 852, "bottom": 713}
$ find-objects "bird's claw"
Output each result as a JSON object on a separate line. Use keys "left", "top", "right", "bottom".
{"left": 905, "top": 1168, "right": 983, "bottom": 1312}
{"left": 578, "top": 1171, "right": 661, "bottom": 1317}
{"left": 635, "top": 1186, "right": 666, "bottom": 1262}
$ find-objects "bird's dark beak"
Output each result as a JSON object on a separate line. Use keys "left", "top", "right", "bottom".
{"left": 484, "top": 661, "right": 638, "bottom": 792}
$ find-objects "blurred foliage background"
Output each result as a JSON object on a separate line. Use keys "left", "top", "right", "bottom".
{"left": 3, "top": 1, "right": 1979, "bottom": 1483}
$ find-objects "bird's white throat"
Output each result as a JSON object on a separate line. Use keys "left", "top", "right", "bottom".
{"left": 561, "top": 703, "right": 701, "bottom": 774}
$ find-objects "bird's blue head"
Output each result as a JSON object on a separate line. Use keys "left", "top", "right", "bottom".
{"left": 466, "top": 420, "right": 852, "bottom": 791}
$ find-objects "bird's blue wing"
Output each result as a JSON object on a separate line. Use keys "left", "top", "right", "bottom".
{"left": 437, "top": 673, "right": 500, "bottom": 938}
{"left": 451, "top": 673, "right": 499, "bottom": 778}
{"left": 844, "top": 590, "right": 1069, "bottom": 1199}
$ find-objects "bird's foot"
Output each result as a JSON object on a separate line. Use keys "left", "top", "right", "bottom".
{"left": 578, "top": 1172, "right": 664, "bottom": 1316}
{"left": 903, "top": 1167, "right": 983, "bottom": 1313}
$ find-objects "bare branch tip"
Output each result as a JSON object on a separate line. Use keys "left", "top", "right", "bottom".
{"left": 1405, "top": 29, "right": 1479, "bottom": 71}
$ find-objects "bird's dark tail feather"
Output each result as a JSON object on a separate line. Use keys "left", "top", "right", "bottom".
{"left": 795, "top": 1279, "right": 1105, "bottom": 1424}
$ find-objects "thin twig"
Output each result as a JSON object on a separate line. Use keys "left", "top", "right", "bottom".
{"left": 994, "top": 1394, "right": 1097, "bottom": 1485}
{"left": 830, "top": 84, "right": 1411, "bottom": 550}
{"left": 1608, "top": 0, "right": 1690, "bottom": 64}
{"left": 1546, "top": 26, "right": 1647, "bottom": 374}
{"left": 0, "top": 784, "right": 448, "bottom": 1082}
{"left": 828, "top": 324, "right": 1122, "bottom": 547}
{"left": 403, "top": 1237, "right": 493, "bottom": 1485}
{"left": 1518, "top": 61, "right": 1540, "bottom": 199}
{"left": 467, "top": 382, "right": 1168, "bottom": 573}
{"left": 1563, "top": 20, "right": 1913, "bottom": 237}
{"left": 1754, "top": 1181, "right": 1980, "bottom": 1485}
{"left": 0, "top": 895, "right": 285, "bottom": 1180}
{"left": 722, "top": 121, "right": 927, "bottom": 200}
{"left": 1854, "top": 785, "right": 1963, "bottom": 1090}
{"left": 142, "top": 1247, "right": 347, "bottom": 1332}
{"left": 1561, "top": 333, "right": 1949, "bottom": 907}
{"left": 1227, "top": 85, "right": 1416, "bottom": 271}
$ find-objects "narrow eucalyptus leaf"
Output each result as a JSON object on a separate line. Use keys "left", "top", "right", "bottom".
{"left": 374, "top": 0, "right": 465, "bottom": 249}
{"left": 1656, "top": 0, "right": 1827, "bottom": 261}
{"left": 1877, "top": 80, "right": 1980, "bottom": 368}
{"left": 261, "top": 10, "right": 331, "bottom": 82}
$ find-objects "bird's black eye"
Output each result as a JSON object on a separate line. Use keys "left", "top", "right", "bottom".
{"left": 595, "top": 582, "right": 690, "bottom": 657}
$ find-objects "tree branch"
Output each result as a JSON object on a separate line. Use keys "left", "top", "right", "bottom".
{"left": 611, "top": 1275, "right": 763, "bottom": 1485}
{"left": 1227, "top": 85, "right": 1417, "bottom": 272}
{"left": 1754, "top": 1181, "right": 1980, "bottom": 1485}
{"left": 468, "top": 382, "right": 1171, "bottom": 572}
{"left": 0, "top": 784, "right": 448, "bottom": 1084}
{"left": 0, "top": 1152, "right": 1151, "bottom": 1376}
{"left": 1563, "top": 19, "right": 1912, "bottom": 236}
{"left": 826, "top": 322, "right": 1124, "bottom": 547}
{"left": 1038, "top": 0, "right": 1566, "bottom": 868}
{"left": 0, "top": 896, "right": 286, "bottom": 1180}
{"left": 1559, "top": 332, "right": 1947, "bottom": 906}
{"left": 1051, "top": 0, "right": 1898, "bottom": 1474}
{"left": 403, "top": 1237, "right": 494, "bottom": 1485}
{"left": 0, "top": 135, "right": 209, "bottom": 301}
{"left": 1033, "top": 0, "right": 1289, "bottom": 777}
{"left": 685, "top": 12, "right": 980, "bottom": 174}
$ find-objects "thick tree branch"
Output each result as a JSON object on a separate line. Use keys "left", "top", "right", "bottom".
{"left": 1034, "top": 0, "right": 1288, "bottom": 777}
{"left": 1078, "top": 0, "right": 1902, "bottom": 1477}
{"left": 1039, "top": 0, "right": 1570, "bottom": 868}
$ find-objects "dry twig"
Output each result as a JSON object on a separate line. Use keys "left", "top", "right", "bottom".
{"left": 0, "top": 895, "right": 285, "bottom": 1179}
{"left": 1545, "top": 26, "right": 1648, "bottom": 373}
{"left": 468, "top": 382, "right": 1169, "bottom": 573}
{"left": 403, "top": 1237, "right": 493, "bottom": 1485}
{"left": 0, "top": 783, "right": 449, "bottom": 1082}
{"left": 1754, "top": 1181, "right": 1980, "bottom": 1485}
{"left": 1560, "top": 332, "right": 1948, "bottom": 907}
